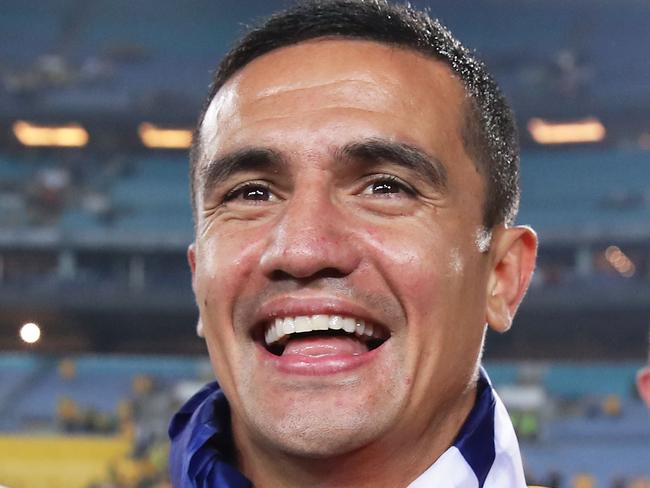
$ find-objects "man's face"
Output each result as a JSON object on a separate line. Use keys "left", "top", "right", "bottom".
{"left": 190, "top": 39, "right": 496, "bottom": 457}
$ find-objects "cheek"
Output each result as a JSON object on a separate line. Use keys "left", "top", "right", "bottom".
{"left": 195, "top": 228, "right": 265, "bottom": 315}
{"left": 363, "top": 225, "right": 445, "bottom": 305}
{"left": 447, "top": 247, "right": 465, "bottom": 276}
{"left": 363, "top": 223, "right": 482, "bottom": 323}
{"left": 195, "top": 229, "right": 267, "bottom": 387}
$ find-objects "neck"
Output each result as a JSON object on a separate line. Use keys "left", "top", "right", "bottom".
{"left": 233, "top": 385, "right": 478, "bottom": 488}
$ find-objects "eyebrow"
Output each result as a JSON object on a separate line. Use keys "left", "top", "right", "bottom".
{"left": 199, "top": 137, "right": 448, "bottom": 199}
{"left": 200, "top": 147, "right": 285, "bottom": 200}
{"left": 338, "top": 138, "right": 448, "bottom": 191}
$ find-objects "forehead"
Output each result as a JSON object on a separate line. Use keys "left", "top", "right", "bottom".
{"left": 199, "top": 39, "right": 469, "bottom": 159}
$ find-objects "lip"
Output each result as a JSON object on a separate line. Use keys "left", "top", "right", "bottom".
{"left": 256, "top": 338, "right": 386, "bottom": 376}
{"left": 252, "top": 295, "right": 391, "bottom": 375}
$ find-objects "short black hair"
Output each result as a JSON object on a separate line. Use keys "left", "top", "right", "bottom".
{"left": 190, "top": 0, "right": 520, "bottom": 228}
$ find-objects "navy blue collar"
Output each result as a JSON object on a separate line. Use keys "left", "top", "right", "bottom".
{"left": 454, "top": 368, "right": 496, "bottom": 487}
{"left": 169, "top": 368, "right": 496, "bottom": 488}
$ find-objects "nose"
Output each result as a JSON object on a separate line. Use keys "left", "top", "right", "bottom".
{"left": 259, "top": 190, "right": 361, "bottom": 280}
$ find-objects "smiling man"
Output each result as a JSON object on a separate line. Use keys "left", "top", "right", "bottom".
{"left": 169, "top": 1, "right": 537, "bottom": 487}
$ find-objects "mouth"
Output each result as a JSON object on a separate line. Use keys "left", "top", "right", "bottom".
{"left": 260, "top": 314, "right": 390, "bottom": 357}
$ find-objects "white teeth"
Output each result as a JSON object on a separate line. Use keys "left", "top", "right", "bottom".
{"left": 329, "top": 315, "right": 343, "bottom": 330}
{"left": 294, "top": 316, "right": 310, "bottom": 333}
{"left": 262, "top": 314, "right": 384, "bottom": 346}
{"left": 275, "top": 317, "right": 283, "bottom": 333}
{"left": 282, "top": 317, "right": 295, "bottom": 336}
{"left": 312, "top": 315, "right": 329, "bottom": 331}
{"left": 341, "top": 318, "right": 356, "bottom": 333}
{"left": 265, "top": 318, "right": 281, "bottom": 345}
{"left": 355, "top": 321, "right": 365, "bottom": 335}
{"left": 265, "top": 327, "right": 274, "bottom": 345}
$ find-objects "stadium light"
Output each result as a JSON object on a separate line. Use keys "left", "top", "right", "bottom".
{"left": 605, "top": 245, "right": 635, "bottom": 278}
{"left": 527, "top": 117, "right": 606, "bottom": 145}
{"left": 19, "top": 322, "right": 41, "bottom": 344}
{"left": 138, "top": 122, "right": 193, "bottom": 149}
{"left": 13, "top": 120, "right": 89, "bottom": 147}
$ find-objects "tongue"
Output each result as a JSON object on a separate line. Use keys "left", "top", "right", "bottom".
{"left": 282, "top": 335, "right": 369, "bottom": 357}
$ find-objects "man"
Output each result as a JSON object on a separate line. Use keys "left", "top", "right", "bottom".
{"left": 637, "top": 331, "right": 650, "bottom": 409}
{"left": 169, "top": 1, "right": 538, "bottom": 486}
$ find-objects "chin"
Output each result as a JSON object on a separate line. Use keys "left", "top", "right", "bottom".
{"left": 249, "top": 405, "right": 391, "bottom": 459}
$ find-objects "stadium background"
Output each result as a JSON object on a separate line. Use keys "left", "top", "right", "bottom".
{"left": 0, "top": 0, "right": 649, "bottom": 486}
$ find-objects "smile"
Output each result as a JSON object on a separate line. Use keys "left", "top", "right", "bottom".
{"left": 262, "top": 314, "right": 389, "bottom": 357}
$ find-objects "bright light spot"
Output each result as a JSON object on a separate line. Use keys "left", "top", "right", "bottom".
{"left": 605, "top": 245, "right": 620, "bottom": 261}
{"left": 604, "top": 245, "right": 635, "bottom": 278}
{"left": 138, "top": 122, "right": 192, "bottom": 149}
{"left": 621, "top": 264, "right": 636, "bottom": 278}
{"left": 13, "top": 121, "right": 89, "bottom": 147}
{"left": 20, "top": 322, "right": 41, "bottom": 344}
{"left": 528, "top": 117, "right": 606, "bottom": 144}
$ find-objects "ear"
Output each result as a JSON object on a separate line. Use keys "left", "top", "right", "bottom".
{"left": 187, "top": 243, "right": 204, "bottom": 338}
{"left": 485, "top": 225, "right": 538, "bottom": 333}
{"left": 637, "top": 366, "right": 650, "bottom": 408}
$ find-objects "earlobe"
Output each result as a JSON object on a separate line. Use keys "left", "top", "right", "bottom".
{"left": 485, "top": 225, "right": 538, "bottom": 333}
{"left": 187, "top": 243, "right": 197, "bottom": 275}
{"left": 187, "top": 243, "right": 205, "bottom": 339}
{"left": 486, "top": 292, "right": 513, "bottom": 333}
{"left": 637, "top": 367, "right": 650, "bottom": 408}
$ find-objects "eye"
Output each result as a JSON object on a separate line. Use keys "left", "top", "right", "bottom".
{"left": 361, "top": 175, "right": 416, "bottom": 197}
{"left": 223, "top": 182, "right": 276, "bottom": 203}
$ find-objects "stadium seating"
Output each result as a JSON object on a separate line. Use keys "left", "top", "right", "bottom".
{"left": 518, "top": 149, "right": 650, "bottom": 236}
{"left": 1, "top": 354, "right": 207, "bottom": 432}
